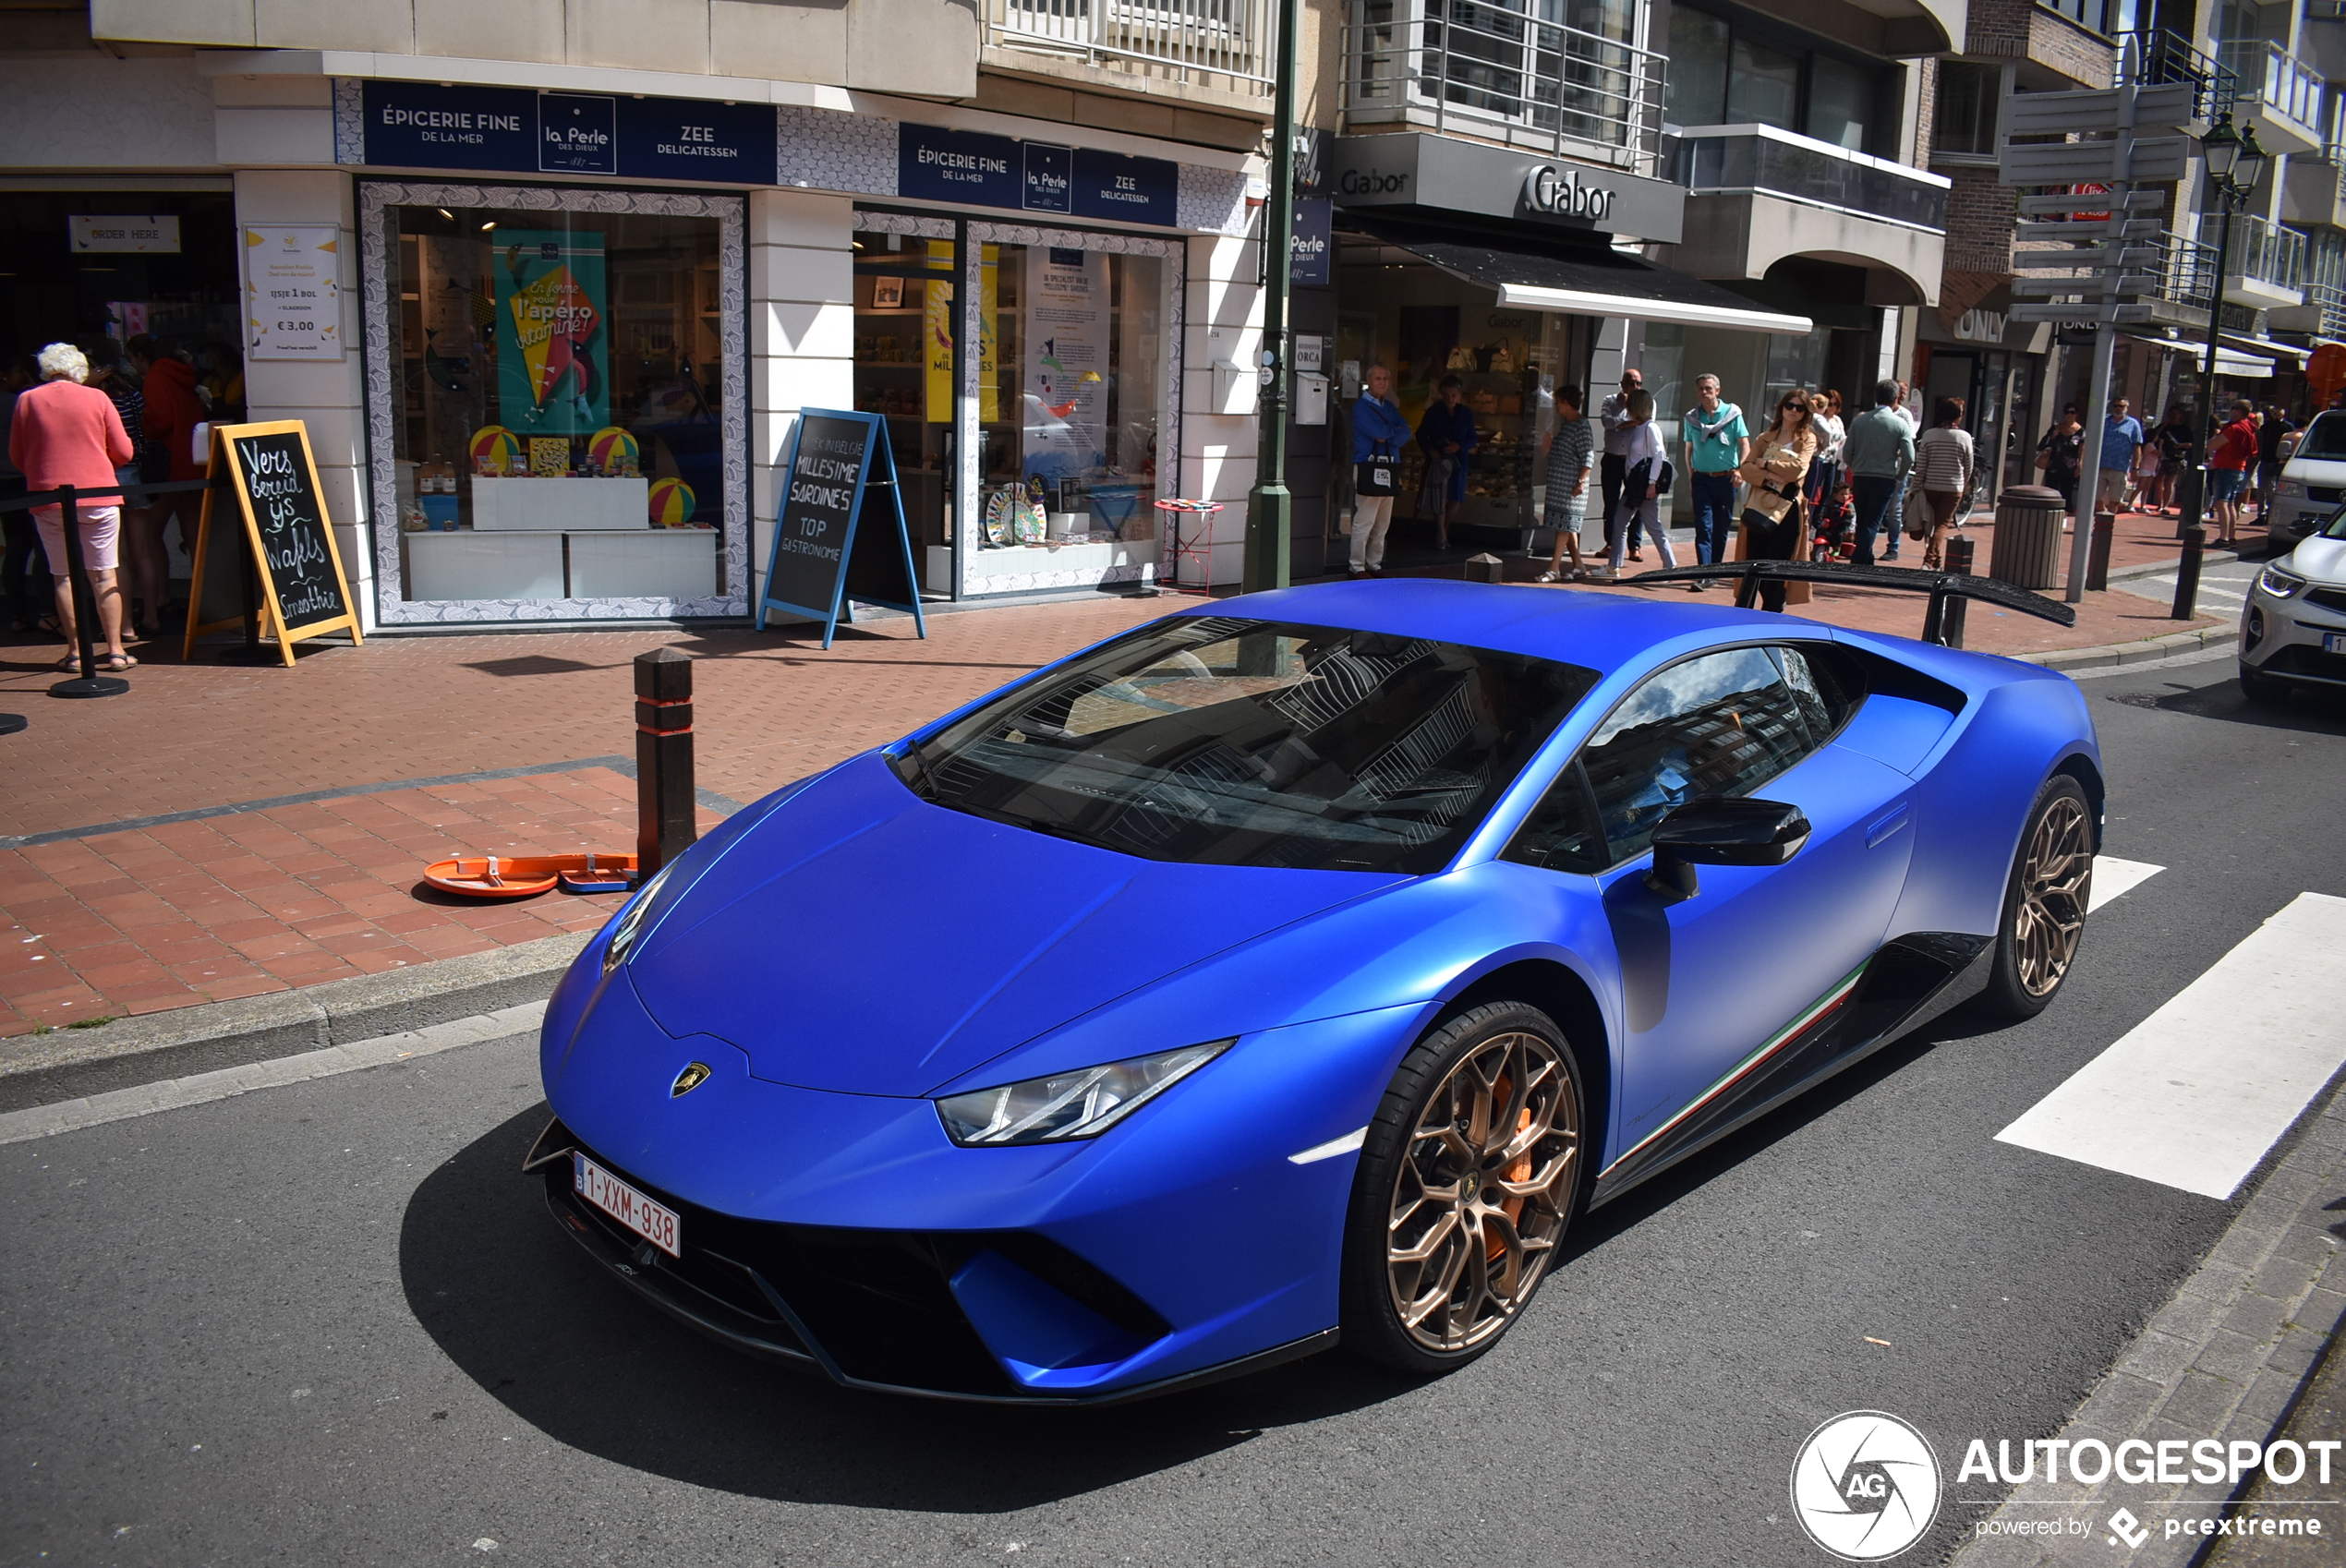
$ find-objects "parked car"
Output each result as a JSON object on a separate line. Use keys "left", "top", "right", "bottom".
{"left": 529, "top": 581, "right": 2105, "bottom": 1403}
{"left": 2241, "top": 508, "right": 2346, "bottom": 697}
{"left": 2267, "top": 411, "right": 2346, "bottom": 546}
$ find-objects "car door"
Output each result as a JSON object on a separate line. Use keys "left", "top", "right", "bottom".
{"left": 1505, "top": 644, "right": 1917, "bottom": 1169}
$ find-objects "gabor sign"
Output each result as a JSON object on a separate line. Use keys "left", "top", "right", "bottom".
{"left": 1521, "top": 164, "right": 1616, "bottom": 222}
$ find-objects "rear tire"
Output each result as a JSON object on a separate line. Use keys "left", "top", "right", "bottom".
{"left": 1975, "top": 775, "right": 2094, "bottom": 1023}
{"left": 1340, "top": 1002, "right": 1587, "bottom": 1375}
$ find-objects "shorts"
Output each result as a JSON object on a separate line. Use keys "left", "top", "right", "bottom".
{"left": 31, "top": 503, "right": 120, "bottom": 572}
{"left": 2207, "top": 467, "right": 2245, "bottom": 502}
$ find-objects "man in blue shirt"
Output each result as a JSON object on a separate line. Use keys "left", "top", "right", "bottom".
{"left": 1679, "top": 373, "right": 1748, "bottom": 570}
{"left": 1348, "top": 363, "right": 1411, "bottom": 575}
{"left": 2098, "top": 397, "right": 2145, "bottom": 518}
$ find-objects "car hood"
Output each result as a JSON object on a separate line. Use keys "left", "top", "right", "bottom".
{"left": 2281, "top": 455, "right": 2346, "bottom": 482}
{"left": 2285, "top": 535, "right": 2346, "bottom": 585}
{"left": 623, "top": 754, "right": 1401, "bottom": 1096}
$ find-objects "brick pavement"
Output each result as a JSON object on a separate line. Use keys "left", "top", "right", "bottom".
{"left": 0, "top": 509, "right": 2252, "bottom": 1039}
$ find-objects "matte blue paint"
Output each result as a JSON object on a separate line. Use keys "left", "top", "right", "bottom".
{"left": 543, "top": 580, "right": 2101, "bottom": 1396}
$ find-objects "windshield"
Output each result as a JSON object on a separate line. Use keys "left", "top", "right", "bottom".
{"left": 2294, "top": 412, "right": 2346, "bottom": 462}
{"left": 892, "top": 615, "right": 1600, "bottom": 874}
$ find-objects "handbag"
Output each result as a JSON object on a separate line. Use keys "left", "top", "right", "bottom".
{"left": 1355, "top": 440, "right": 1397, "bottom": 497}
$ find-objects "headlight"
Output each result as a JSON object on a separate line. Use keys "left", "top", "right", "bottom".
{"left": 2276, "top": 479, "right": 2305, "bottom": 499}
{"left": 936, "top": 1040, "right": 1234, "bottom": 1146}
{"left": 2256, "top": 564, "right": 2308, "bottom": 599}
{"left": 601, "top": 861, "right": 679, "bottom": 974}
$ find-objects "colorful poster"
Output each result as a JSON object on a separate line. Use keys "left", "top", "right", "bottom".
{"left": 923, "top": 243, "right": 998, "bottom": 424}
{"left": 1022, "top": 246, "right": 1107, "bottom": 485}
{"left": 494, "top": 230, "right": 607, "bottom": 436}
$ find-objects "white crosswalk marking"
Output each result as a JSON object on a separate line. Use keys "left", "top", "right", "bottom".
{"left": 1995, "top": 892, "right": 2346, "bottom": 1200}
{"left": 2089, "top": 856, "right": 2164, "bottom": 911}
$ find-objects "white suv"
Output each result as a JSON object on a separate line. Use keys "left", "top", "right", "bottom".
{"left": 2267, "top": 410, "right": 2346, "bottom": 547}
{"left": 2240, "top": 508, "right": 2346, "bottom": 698}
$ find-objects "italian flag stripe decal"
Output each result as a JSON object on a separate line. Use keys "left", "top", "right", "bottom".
{"left": 1602, "top": 958, "right": 1873, "bottom": 1176}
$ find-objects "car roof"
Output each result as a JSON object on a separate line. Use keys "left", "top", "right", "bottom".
{"left": 1168, "top": 579, "right": 1820, "bottom": 678}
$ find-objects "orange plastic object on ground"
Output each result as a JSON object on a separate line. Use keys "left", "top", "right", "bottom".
{"left": 424, "top": 851, "right": 638, "bottom": 899}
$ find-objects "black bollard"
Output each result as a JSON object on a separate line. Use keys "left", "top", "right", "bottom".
{"left": 2086, "top": 512, "right": 2115, "bottom": 593}
{"left": 48, "top": 484, "right": 130, "bottom": 700}
{"left": 1941, "top": 537, "right": 1975, "bottom": 649}
{"left": 634, "top": 647, "right": 697, "bottom": 877}
{"left": 2172, "top": 525, "right": 2205, "bottom": 621}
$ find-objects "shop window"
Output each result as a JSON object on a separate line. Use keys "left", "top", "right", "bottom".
{"left": 368, "top": 187, "right": 741, "bottom": 616}
{"left": 1935, "top": 62, "right": 2001, "bottom": 159}
{"left": 975, "top": 242, "right": 1165, "bottom": 578}
{"left": 853, "top": 231, "right": 953, "bottom": 562}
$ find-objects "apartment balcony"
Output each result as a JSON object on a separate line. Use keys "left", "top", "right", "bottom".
{"left": 1340, "top": 0, "right": 1668, "bottom": 174}
{"left": 1666, "top": 124, "right": 1948, "bottom": 305}
{"left": 2198, "top": 213, "right": 2308, "bottom": 308}
{"left": 2284, "top": 148, "right": 2346, "bottom": 230}
{"left": 983, "top": 0, "right": 1274, "bottom": 96}
{"left": 2219, "top": 38, "right": 2326, "bottom": 155}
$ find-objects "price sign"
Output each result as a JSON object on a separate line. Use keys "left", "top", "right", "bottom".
{"left": 244, "top": 226, "right": 343, "bottom": 361}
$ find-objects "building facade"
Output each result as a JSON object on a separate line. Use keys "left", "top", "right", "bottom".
{"left": 1, "top": 0, "right": 1284, "bottom": 626}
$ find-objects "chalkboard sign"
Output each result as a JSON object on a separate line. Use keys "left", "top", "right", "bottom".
{"left": 756, "top": 409, "right": 926, "bottom": 649}
{"left": 181, "top": 420, "right": 363, "bottom": 664}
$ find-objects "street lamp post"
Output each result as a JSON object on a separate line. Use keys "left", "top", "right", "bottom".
{"left": 2177, "top": 113, "right": 2268, "bottom": 541}
{"left": 1242, "top": 0, "right": 1301, "bottom": 594}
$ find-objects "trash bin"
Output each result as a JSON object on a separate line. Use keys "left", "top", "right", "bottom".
{"left": 1989, "top": 485, "right": 2067, "bottom": 590}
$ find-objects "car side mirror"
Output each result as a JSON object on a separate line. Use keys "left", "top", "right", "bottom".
{"left": 1644, "top": 796, "right": 1812, "bottom": 901}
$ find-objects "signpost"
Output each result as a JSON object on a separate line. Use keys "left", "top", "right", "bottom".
{"left": 182, "top": 420, "right": 363, "bottom": 665}
{"left": 756, "top": 409, "right": 927, "bottom": 649}
{"left": 2001, "top": 43, "right": 2195, "bottom": 603}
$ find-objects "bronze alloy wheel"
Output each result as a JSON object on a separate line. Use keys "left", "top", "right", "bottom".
{"left": 1385, "top": 1030, "right": 1580, "bottom": 1354}
{"left": 2014, "top": 793, "right": 2093, "bottom": 997}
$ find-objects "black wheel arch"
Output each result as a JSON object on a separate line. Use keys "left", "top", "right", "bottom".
{"left": 2050, "top": 750, "right": 2106, "bottom": 854}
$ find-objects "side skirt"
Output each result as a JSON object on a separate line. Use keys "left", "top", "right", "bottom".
{"left": 1587, "top": 933, "right": 1992, "bottom": 1209}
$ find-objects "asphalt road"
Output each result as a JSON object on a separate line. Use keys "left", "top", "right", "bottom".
{"left": 6, "top": 653, "right": 2344, "bottom": 1568}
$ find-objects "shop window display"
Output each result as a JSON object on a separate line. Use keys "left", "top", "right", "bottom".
{"left": 973, "top": 242, "right": 1165, "bottom": 587}
{"left": 373, "top": 199, "right": 733, "bottom": 609}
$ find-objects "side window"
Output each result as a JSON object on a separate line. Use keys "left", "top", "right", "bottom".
{"left": 1771, "top": 644, "right": 1863, "bottom": 742}
{"left": 1581, "top": 647, "right": 1820, "bottom": 863}
{"left": 1502, "top": 761, "right": 1605, "bottom": 874}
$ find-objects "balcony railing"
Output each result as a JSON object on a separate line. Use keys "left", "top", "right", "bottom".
{"left": 1343, "top": 0, "right": 1668, "bottom": 173}
{"left": 2219, "top": 37, "right": 2326, "bottom": 135}
{"left": 2198, "top": 212, "right": 2309, "bottom": 295}
{"left": 1673, "top": 124, "right": 1949, "bottom": 233}
{"left": 984, "top": 0, "right": 1274, "bottom": 92}
{"left": 2117, "top": 28, "right": 2238, "bottom": 120}
{"left": 2302, "top": 281, "right": 2346, "bottom": 338}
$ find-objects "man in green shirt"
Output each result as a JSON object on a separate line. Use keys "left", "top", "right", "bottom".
{"left": 1841, "top": 378, "right": 1917, "bottom": 566}
{"left": 1680, "top": 373, "right": 1748, "bottom": 571}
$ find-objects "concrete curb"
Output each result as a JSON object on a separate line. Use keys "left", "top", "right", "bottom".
{"left": 1949, "top": 1070, "right": 2346, "bottom": 1566}
{"left": 2017, "top": 626, "right": 2233, "bottom": 673}
{"left": 0, "top": 930, "right": 589, "bottom": 1114}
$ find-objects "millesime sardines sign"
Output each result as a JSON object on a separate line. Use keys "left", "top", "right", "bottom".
{"left": 231, "top": 428, "right": 349, "bottom": 630}
{"left": 900, "top": 123, "right": 1178, "bottom": 226}
{"left": 358, "top": 81, "right": 778, "bottom": 185}
{"left": 763, "top": 414, "right": 878, "bottom": 623}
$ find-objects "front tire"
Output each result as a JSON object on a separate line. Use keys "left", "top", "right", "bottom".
{"left": 1340, "top": 1003, "right": 1586, "bottom": 1375}
{"left": 1975, "top": 775, "right": 2094, "bottom": 1022}
{"left": 2239, "top": 662, "right": 2286, "bottom": 704}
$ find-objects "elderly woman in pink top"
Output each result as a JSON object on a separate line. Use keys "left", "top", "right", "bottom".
{"left": 8, "top": 343, "right": 136, "bottom": 670}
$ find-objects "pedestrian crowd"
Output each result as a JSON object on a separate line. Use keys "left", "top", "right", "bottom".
{"left": 2, "top": 335, "right": 240, "bottom": 668}
{"left": 1342, "top": 357, "right": 2304, "bottom": 607}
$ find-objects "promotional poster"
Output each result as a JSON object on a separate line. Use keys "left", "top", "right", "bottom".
{"left": 494, "top": 229, "right": 608, "bottom": 435}
{"left": 1021, "top": 246, "right": 1107, "bottom": 485}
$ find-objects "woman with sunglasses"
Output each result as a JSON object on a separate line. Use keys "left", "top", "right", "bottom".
{"left": 1734, "top": 389, "right": 1820, "bottom": 611}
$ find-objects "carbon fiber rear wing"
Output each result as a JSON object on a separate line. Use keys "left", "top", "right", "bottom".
{"left": 1624, "top": 561, "right": 2075, "bottom": 648}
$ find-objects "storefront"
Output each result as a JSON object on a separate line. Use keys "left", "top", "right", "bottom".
{"left": 325, "top": 80, "right": 1246, "bottom": 625}
{"left": 1916, "top": 299, "right": 2048, "bottom": 499}
{"left": 1324, "top": 132, "right": 1808, "bottom": 548}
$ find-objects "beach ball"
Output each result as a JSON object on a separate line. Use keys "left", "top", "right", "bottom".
{"left": 587, "top": 426, "right": 638, "bottom": 471}
{"left": 468, "top": 425, "right": 519, "bottom": 471}
{"left": 647, "top": 477, "right": 695, "bottom": 526}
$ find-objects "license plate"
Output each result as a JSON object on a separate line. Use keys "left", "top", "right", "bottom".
{"left": 2327, "top": 633, "right": 2346, "bottom": 655}
{"left": 573, "top": 1152, "right": 680, "bottom": 1257}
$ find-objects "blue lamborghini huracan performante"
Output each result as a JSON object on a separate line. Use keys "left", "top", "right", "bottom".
{"left": 526, "top": 579, "right": 2104, "bottom": 1404}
